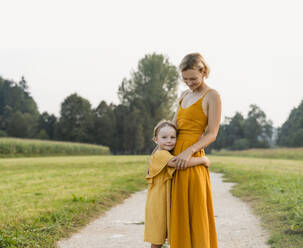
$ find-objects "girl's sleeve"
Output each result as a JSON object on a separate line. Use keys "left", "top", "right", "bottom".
{"left": 145, "top": 150, "right": 175, "bottom": 179}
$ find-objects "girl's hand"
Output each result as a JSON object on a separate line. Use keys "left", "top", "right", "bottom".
{"left": 167, "top": 159, "right": 176, "bottom": 167}
{"left": 171, "top": 149, "right": 193, "bottom": 170}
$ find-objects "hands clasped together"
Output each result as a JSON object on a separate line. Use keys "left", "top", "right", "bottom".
{"left": 169, "top": 148, "right": 211, "bottom": 170}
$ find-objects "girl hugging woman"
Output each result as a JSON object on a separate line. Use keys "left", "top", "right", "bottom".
{"left": 144, "top": 120, "right": 210, "bottom": 248}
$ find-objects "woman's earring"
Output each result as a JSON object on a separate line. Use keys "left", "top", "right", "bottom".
{"left": 200, "top": 69, "right": 204, "bottom": 78}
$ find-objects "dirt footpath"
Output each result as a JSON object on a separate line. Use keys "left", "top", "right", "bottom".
{"left": 57, "top": 172, "right": 269, "bottom": 248}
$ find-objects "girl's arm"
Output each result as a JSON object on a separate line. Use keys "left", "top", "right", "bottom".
{"left": 167, "top": 156, "right": 210, "bottom": 168}
{"left": 171, "top": 90, "right": 221, "bottom": 170}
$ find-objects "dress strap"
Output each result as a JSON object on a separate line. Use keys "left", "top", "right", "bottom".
{"left": 179, "top": 88, "right": 213, "bottom": 106}
{"left": 200, "top": 88, "right": 213, "bottom": 102}
{"left": 178, "top": 90, "right": 190, "bottom": 106}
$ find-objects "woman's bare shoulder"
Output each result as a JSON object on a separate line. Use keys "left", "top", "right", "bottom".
{"left": 202, "top": 89, "right": 221, "bottom": 114}
{"left": 207, "top": 89, "right": 221, "bottom": 101}
{"left": 179, "top": 89, "right": 191, "bottom": 99}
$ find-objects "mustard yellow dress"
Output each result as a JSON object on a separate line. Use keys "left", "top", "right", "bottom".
{"left": 144, "top": 150, "right": 176, "bottom": 245}
{"left": 170, "top": 89, "right": 218, "bottom": 248}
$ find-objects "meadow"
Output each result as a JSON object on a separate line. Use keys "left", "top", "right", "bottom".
{"left": 0, "top": 155, "right": 148, "bottom": 247}
{"left": 0, "top": 138, "right": 110, "bottom": 158}
{"left": 209, "top": 154, "right": 303, "bottom": 248}
{"left": 212, "top": 147, "right": 303, "bottom": 160}
{"left": 1, "top": 147, "right": 303, "bottom": 247}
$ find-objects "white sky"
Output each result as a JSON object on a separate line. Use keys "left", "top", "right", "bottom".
{"left": 0, "top": 0, "right": 302, "bottom": 127}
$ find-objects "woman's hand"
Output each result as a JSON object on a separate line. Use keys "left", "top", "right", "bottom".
{"left": 202, "top": 156, "right": 211, "bottom": 168}
{"left": 171, "top": 148, "right": 193, "bottom": 170}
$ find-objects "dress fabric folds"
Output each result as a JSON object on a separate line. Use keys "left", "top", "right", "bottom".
{"left": 144, "top": 150, "right": 176, "bottom": 244}
{"left": 170, "top": 89, "right": 218, "bottom": 248}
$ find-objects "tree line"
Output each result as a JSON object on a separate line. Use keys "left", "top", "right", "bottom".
{"left": 207, "top": 105, "right": 273, "bottom": 152}
{"left": 0, "top": 54, "right": 178, "bottom": 154}
{"left": 1, "top": 53, "right": 302, "bottom": 154}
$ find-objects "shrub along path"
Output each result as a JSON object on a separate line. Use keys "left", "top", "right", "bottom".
{"left": 57, "top": 172, "right": 269, "bottom": 248}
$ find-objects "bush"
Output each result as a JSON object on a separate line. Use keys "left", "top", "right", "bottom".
{"left": 231, "top": 138, "right": 250, "bottom": 150}
{"left": 34, "top": 129, "right": 49, "bottom": 140}
{"left": 0, "top": 130, "right": 7, "bottom": 137}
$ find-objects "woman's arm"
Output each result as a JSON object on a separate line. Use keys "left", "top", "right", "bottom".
{"left": 167, "top": 156, "right": 210, "bottom": 168}
{"left": 172, "top": 90, "right": 221, "bottom": 170}
{"left": 187, "top": 156, "right": 210, "bottom": 168}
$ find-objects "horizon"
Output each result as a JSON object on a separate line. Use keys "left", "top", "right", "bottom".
{"left": 1, "top": 0, "right": 303, "bottom": 127}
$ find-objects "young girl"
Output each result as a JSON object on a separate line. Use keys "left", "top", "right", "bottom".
{"left": 144, "top": 120, "right": 211, "bottom": 248}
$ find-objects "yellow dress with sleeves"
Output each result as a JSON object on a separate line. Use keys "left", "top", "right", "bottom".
{"left": 144, "top": 149, "right": 175, "bottom": 245}
{"left": 170, "top": 89, "right": 218, "bottom": 248}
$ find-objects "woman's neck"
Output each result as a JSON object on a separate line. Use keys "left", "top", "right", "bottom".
{"left": 192, "top": 82, "right": 208, "bottom": 94}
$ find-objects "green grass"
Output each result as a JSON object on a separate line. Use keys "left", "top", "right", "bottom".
{"left": 212, "top": 147, "right": 303, "bottom": 160}
{"left": 209, "top": 155, "right": 303, "bottom": 248}
{"left": 0, "top": 138, "right": 110, "bottom": 158}
{"left": 2, "top": 152, "right": 303, "bottom": 247}
{"left": 0, "top": 155, "right": 148, "bottom": 248}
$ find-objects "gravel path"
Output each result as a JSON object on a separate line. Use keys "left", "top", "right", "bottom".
{"left": 57, "top": 172, "right": 269, "bottom": 248}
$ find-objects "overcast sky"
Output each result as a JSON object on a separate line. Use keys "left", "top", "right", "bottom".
{"left": 0, "top": 0, "right": 302, "bottom": 127}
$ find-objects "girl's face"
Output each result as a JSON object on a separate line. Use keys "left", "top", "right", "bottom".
{"left": 181, "top": 69, "right": 204, "bottom": 91}
{"left": 154, "top": 126, "right": 177, "bottom": 151}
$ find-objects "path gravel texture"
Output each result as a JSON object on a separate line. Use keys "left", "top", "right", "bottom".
{"left": 57, "top": 172, "right": 270, "bottom": 248}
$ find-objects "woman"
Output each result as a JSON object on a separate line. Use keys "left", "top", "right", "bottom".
{"left": 170, "top": 53, "right": 221, "bottom": 248}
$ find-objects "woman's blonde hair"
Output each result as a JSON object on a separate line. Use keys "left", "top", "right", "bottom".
{"left": 153, "top": 120, "right": 177, "bottom": 139}
{"left": 179, "top": 52, "right": 210, "bottom": 79}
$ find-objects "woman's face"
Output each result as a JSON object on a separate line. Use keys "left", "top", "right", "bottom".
{"left": 181, "top": 69, "right": 204, "bottom": 91}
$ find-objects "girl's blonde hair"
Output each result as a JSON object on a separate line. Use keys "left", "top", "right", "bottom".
{"left": 179, "top": 52, "right": 210, "bottom": 79}
{"left": 153, "top": 120, "right": 177, "bottom": 139}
